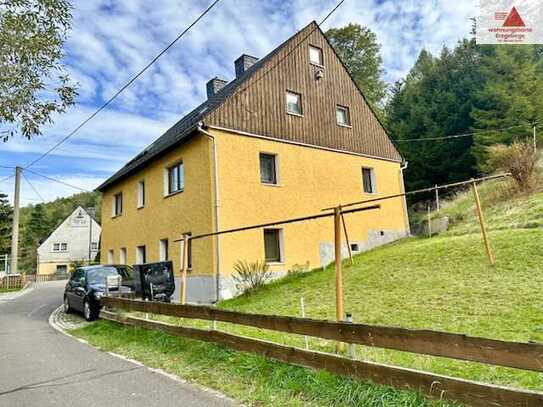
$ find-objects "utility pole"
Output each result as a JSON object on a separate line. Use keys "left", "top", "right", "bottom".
{"left": 10, "top": 167, "right": 22, "bottom": 276}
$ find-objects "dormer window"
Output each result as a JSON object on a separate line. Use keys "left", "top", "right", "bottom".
{"left": 309, "top": 45, "right": 323, "bottom": 66}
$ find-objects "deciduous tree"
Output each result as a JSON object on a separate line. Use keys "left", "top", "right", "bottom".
{"left": 0, "top": 0, "right": 77, "bottom": 141}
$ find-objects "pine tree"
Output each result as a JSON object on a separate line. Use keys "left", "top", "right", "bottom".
{"left": 19, "top": 203, "right": 49, "bottom": 273}
{"left": 471, "top": 45, "right": 543, "bottom": 166}
{"left": 385, "top": 40, "right": 482, "bottom": 192}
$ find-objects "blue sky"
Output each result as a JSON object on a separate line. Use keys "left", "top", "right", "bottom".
{"left": 0, "top": 0, "right": 476, "bottom": 206}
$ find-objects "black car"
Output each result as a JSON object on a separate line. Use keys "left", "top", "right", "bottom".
{"left": 63, "top": 265, "right": 134, "bottom": 321}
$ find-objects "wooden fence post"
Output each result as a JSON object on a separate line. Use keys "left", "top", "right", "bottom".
{"left": 339, "top": 206, "right": 353, "bottom": 266}
{"left": 334, "top": 207, "right": 345, "bottom": 352}
{"left": 471, "top": 180, "right": 495, "bottom": 266}
{"left": 181, "top": 234, "right": 189, "bottom": 304}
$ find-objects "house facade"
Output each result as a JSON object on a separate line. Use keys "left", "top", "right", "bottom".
{"left": 37, "top": 206, "right": 101, "bottom": 275}
{"left": 97, "top": 22, "right": 409, "bottom": 303}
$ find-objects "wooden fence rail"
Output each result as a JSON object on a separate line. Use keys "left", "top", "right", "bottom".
{"left": 101, "top": 310, "right": 543, "bottom": 407}
{"left": 0, "top": 273, "right": 68, "bottom": 289}
{"left": 103, "top": 297, "right": 543, "bottom": 373}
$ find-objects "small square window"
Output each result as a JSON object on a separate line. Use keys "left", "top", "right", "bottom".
{"left": 168, "top": 162, "right": 184, "bottom": 194}
{"left": 362, "top": 167, "right": 376, "bottom": 194}
{"left": 336, "top": 105, "right": 351, "bottom": 126}
{"left": 60, "top": 243, "right": 68, "bottom": 251}
{"left": 260, "top": 153, "right": 278, "bottom": 185}
{"left": 264, "top": 229, "right": 282, "bottom": 263}
{"left": 309, "top": 46, "right": 323, "bottom": 66}
{"left": 113, "top": 192, "right": 123, "bottom": 216}
{"left": 91, "top": 242, "right": 98, "bottom": 251}
{"left": 53, "top": 243, "right": 60, "bottom": 252}
{"left": 286, "top": 91, "right": 302, "bottom": 116}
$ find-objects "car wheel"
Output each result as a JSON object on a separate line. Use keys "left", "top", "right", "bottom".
{"left": 84, "top": 299, "right": 99, "bottom": 321}
{"left": 63, "top": 296, "right": 72, "bottom": 314}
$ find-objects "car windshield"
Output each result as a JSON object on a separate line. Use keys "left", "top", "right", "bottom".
{"left": 87, "top": 267, "right": 119, "bottom": 285}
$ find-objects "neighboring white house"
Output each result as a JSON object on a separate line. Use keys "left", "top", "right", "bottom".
{"left": 37, "top": 206, "right": 101, "bottom": 275}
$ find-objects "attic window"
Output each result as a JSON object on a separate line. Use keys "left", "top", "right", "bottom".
{"left": 309, "top": 45, "right": 323, "bottom": 66}
{"left": 336, "top": 105, "right": 351, "bottom": 127}
{"left": 286, "top": 91, "right": 302, "bottom": 116}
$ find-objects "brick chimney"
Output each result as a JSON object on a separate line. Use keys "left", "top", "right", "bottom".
{"left": 234, "top": 54, "right": 259, "bottom": 78}
{"left": 206, "top": 77, "right": 228, "bottom": 99}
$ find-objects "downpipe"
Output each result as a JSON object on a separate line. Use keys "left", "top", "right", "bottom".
{"left": 197, "top": 122, "right": 221, "bottom": 303}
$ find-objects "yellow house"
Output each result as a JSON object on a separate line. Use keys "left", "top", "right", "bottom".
{"left": 97, "top": 22, "right": 409, "bottom": 303}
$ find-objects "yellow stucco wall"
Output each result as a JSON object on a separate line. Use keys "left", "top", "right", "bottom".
{"left": 37, "top": 262, "right": 69, "bottom": 275}
{"left": 99, "top": 128, "right": 408, "bottom": 285}
{"left": 211, "top": 128, "right": 408, "bottom": 276}
{"left": 100, "top": 135, "right": 216, "bottom": 277}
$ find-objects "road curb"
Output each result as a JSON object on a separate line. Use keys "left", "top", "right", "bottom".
{"left": 48, "top": 306, "right": 239, "bottom": 406}
{"left": 0, "top": 283, "right": 35, "bottom": 303}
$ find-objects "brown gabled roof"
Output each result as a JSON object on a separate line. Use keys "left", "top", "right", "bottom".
{"left": 97, "top": 22, "right": 401, "bottom": 192}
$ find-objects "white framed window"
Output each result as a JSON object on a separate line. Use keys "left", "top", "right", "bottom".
{"left": 336, "top": 105, "right": 351, "bottom": 127}
{"left": 137, "top": 180, "right": 145, "bottom": 208}
{"left": 60, "top": 243, "right": 68, "bottom": 252}
{"left": 362, "top": 167, "right": 376, "bottom": 194}
{"left": 309, "top": 45, "right": 323, "bottom": 66}
{"left": 136, "top": 245, "right": 146, "bottom": 264}
{"left": 264, "top": 228, "right": 283, "bottom": 263}
{"left": 286, "top": 91, "right": 302, "bottom": 116}
{"left": 53, "top": 243, "right": 60, "bottom": 252}
{"left": 166, "top": 162, "right": 184, "bottom": 195}
{"left": 120, "top": 248, "right": 127, "bottom": 265}
{"left": 259, "top": 153, "right": 278, "bottom": 185}
{"left": 159, "top": 239, "right": 169, "bottom": 261}
{"left": 112, "top": 192, "right": 123, "bottom": 216}
{"left": 107, "top": 249, "right": 114, "bottom": 264}
{"left": 91, "top": 242, "right": 98, "bottom": 251}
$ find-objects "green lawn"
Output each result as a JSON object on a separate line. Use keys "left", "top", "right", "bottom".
{"left": 73, "top": 186, "right": 543, "bottom": 405}
{"left": 0, "top": 287, "right": 21, "bottom": 294}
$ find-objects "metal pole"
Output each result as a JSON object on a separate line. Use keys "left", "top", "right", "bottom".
{"left": 10, "top": 167, "right": 21, "bottom": 276}
{"left": 427, "top": 205, "right": 432, "bottom": 238}
{"left": 346, "top": 312, "right": 355, "bottom": 359}
{"left": 88, "top": 211, "right": 92, "bottom": 264}
{"left": 471, "top": 181, "right": 495, "bottom": 266}
{"left": 435, "top": 185, "right": 440, "bottom": 212}
{"left": 300, "top": 297, "right": 309, "bottom": 350}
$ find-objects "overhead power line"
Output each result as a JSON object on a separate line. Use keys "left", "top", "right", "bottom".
{"left": 0, "top": 174, "right": 14, "bottom": 185}
{"left": 22, "top": 172, "right": 46, "bottom": 203}
{"left": 395, "top": 122, "right": 535, "bottom": 143}
{"left": 24, "top": 169, "right": 91, "bottom": 192}
{"left": 22, "top": 0, "right": 223, "bottom": 170}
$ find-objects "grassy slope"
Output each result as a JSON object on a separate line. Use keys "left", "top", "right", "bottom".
{"left": 73, "top": 186, "right": 543, "bottom": 405}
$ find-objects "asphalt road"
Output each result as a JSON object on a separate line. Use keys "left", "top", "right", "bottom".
{"left": 0, "top": 281, "right": 234, "bottom": 407}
